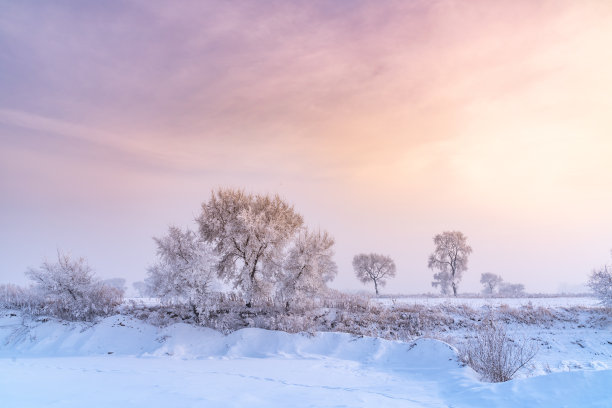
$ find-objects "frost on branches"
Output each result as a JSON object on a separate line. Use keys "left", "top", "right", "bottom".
{"left": 588, "top": 252, "right": 612, "bottom": 307}
{"left": 428, "top": 231, "right": 472, "bottom": 296}
{"left": 25, "top": 251, "right": 123, "bottom": 321}
{"left": 280, "top": 229, "right": 338, "bottom": 309}
{"left": 144, "top": 189, "right": 337, "bottom": 313}
{"left": 353, "top": 253, "right": 396, "bottom": 296}
{"left": 197, "top": 189, "right": 301, "bottom": 307}
{"left": 146, "top": 226, "right": 218, "bottom": 320}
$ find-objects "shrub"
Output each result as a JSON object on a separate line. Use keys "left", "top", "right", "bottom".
{"left": 459, "top": 320, "right": 537, "bottom": 382}
{"left": 0, "top": 284, "right": 42, "bottom": 312}
{"left": 588, "top": 265, "right": 612, "bottom": 307}
{"left": 25, "top": 251, "right": 123, "bottom": 321}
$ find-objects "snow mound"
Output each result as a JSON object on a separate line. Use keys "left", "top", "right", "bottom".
{"left": 2, "top": 311, "right": 612, "bottom": 407}
{"left": 0, "top": 312, "right": 459, "bottom": 371}
{"left": 0, "top": 314, "right": 159, "bottom": 357}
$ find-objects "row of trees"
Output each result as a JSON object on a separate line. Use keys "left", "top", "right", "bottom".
{"left": 13, "top": 188, "right": 611, "bottom": 324}
{"left": 145, "top": 191, "right": 480, "bottom": 303}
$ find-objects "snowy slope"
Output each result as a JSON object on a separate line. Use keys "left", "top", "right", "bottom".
{"left": 0, "top": 312, "right": 611, "bottom": 407}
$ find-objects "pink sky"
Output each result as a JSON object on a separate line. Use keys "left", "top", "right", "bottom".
{"left": 2, "top": 0, "right": 612, "bottom": 293}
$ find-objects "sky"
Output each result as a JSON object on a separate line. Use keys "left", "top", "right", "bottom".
{"left": 2, "top": 0, "right": 612, "bottom": 294}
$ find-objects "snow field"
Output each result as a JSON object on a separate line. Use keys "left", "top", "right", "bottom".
{"left": 0, "top": 311, "right": 611, "bottom": 407}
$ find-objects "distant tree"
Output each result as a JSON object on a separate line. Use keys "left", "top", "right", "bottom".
{"left": 353, "top": 253, "right": 396, "bottom": 296}
{"left": 280, "top": 229, "right": 338, "bottom": 309}
{"left": 588, "top": 251, "right": 612, "bottom": 307}
{"left": 498, "top": 283, "right": 525, "bottom": 297}
{"left": 102, "top": 278, "right": 126, "bottom": 294}
{"left": 480, "top": 273, "right": 503, "bottom": 295}
{"left": 25, "top": 251, "right": 123, "bottom": 321}
{"left": 146, "top": 226, "right": 217, "bottom": 320}
{"left": 197, "top": 188, "right": 303, "bottom": 307}
{"left": 132, "top": 281, "right": 148, "bottom": 297}
{"left": 428, "top": 231, "right": 472, "bottom": 296}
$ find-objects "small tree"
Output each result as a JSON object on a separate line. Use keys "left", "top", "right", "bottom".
{"left": 480, "top": 273, "right": 503, "bottom": 295}
{"left": 498, "top": 282, "right": 526, "bottom": 297}
{"left": 25, "top": 251, "right": 122, "bottom": 321}
{"left": 197, "top": 188, "right": 303, "bottom": 306}
{"left": 588, "top": 251, "right": 612, "bottom": 307}
{"left": 428, "top": 231, "right": 472, "bottom": 296}
{"left": 353, "top": 253, "right": 396, "bottom": 296}
{"left": 146, "top": 226, "right": 217, "bottom": 321}
{"left": 280, "top": 229, "right": 337, "bottom": 309}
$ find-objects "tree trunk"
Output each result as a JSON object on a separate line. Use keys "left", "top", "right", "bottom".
{"left": 452, "top": 282, "right": 457, "bottom": 297}
{"left": 191, "top": 303, "right": 200, "bottom": 324}
{"left": 374, "top": 280, "right": 379, "bottom": 296}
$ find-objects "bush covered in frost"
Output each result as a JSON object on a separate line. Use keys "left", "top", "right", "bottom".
{"left": 20, "top": 252, "right": 123, "bottom": 321}
{"left": 588, "top": 263, "right": 612, "bottom": 308}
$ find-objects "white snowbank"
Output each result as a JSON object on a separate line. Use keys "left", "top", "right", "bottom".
{"left": 0, "top": 313, "right": 459, "bottom": 368}
{"left": 0, "top": 312, "right": 611, "bottom": 407}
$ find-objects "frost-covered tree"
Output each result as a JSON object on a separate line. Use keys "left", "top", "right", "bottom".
{"left": 480, "top": 273, "right": 503, "bottom": 295}
{"left": 428, "top": 231, "right": 472, "bottom": 296}
{"left": 280, "top": 229, "right": 337, "bottom": 309}
{"left": 146, "top": 226, "right": 217, "bottom": 319}
{"left": 353, "top": 253, "right": 396, "bottom": 296}
{"left": 498, "top": 282, "right": 525, "bottom": 297}
{"left": 588, "top": 252, "right": 612, "bottom": 307}
{"left": 102, "top": 278, "right": 126, "bottom": 293}
{"left": 25, "top": 251, "right": 122, "bottom": 321}
{"left": 197, "top": 188, "right": 304, "bottom": 306}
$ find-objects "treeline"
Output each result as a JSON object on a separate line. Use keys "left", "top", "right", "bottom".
{"left": 1, "top": 188, "right": 611, "bottom": 323}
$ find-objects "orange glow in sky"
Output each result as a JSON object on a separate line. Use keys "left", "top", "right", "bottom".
{"left": 2, "top": 0, "right": 612, "bottom": 293}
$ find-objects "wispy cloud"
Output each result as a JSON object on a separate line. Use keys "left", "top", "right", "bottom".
{"left": 2, "top": 0, "right": 612, "bottom": 290}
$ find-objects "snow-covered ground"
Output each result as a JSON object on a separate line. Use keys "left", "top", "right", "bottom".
{"left": 1, "top": 310, "right": 611, "bottom": 407}
{"left": 375, "top": 296, "right": 598, "bottom": 308}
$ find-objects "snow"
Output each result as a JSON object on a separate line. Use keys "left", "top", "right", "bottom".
{"left": 1, "top": 311, "right": 611, "bottom": 407}
{"left": 375, "top": 296, "right": 599, "bottom": 308}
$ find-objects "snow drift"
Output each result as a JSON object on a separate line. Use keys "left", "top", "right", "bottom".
{"left": 1, "top": 312, "right": 611, "bottom": 407}
{"left": 0, "top": 312, "right": 458, "bottom": 369}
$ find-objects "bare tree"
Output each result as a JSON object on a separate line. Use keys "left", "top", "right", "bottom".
{"left": 197, "top": 188, "right": 303, "bottom": 307}
{"left": 280, "top": 229, "right": 337, "bottom": 309}
{"left": 588, "top": 251, "right": 612, "bottom": 307}
{"left": 146, "top": 226, "right": 217, "bottom": 321}
{"left": 428, "top": 231, "right": 472, "bottom": 296}
{"left": 480, "top": 273, "right": 503, "bottom": 295}
{"left": 353, "top": 253, "right": 396, "bottom": 296}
